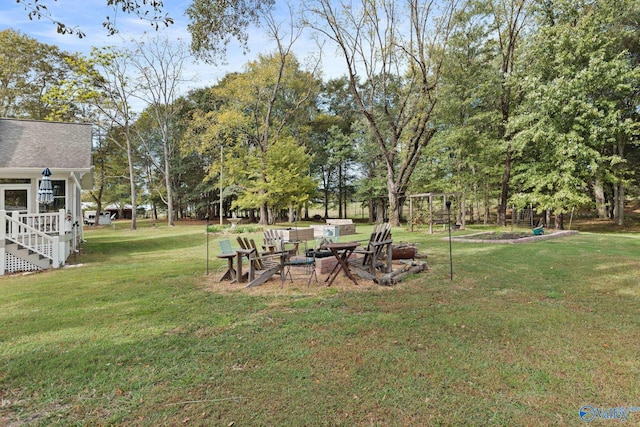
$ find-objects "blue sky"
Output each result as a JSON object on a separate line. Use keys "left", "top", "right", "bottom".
{"left": 0, "top": 1, "right": 341, "bottom": 103}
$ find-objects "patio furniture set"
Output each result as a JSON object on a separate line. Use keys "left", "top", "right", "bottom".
{"left": 215, "top": 223, "right": 394, "bottom": 288}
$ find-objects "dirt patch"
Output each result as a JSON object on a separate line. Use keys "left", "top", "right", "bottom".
{"left": 201, "top": 263, "right": 421, "bottom": 296}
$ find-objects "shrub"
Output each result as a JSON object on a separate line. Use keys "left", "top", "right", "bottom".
{"left": 231, "top": 225, "right": 263, "bottom": 234}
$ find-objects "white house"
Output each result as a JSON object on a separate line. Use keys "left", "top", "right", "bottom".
{"left": 0, "top": 118, "right": 93, "bottom": 275}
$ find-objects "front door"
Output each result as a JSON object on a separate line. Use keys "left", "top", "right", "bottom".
{"left": 0, "top": 185, "right": 31, "bottom": 214}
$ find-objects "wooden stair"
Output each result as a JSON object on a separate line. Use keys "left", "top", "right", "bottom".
{"left": 4, "top": 240, "right": 52, "bottom": 270}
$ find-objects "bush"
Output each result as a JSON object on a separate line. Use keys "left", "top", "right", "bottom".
{"left": 231, "top": 225, "right": 263, "bottom": 234}
{"left": 206, "top": 225, "right": 225, "bottom": 233}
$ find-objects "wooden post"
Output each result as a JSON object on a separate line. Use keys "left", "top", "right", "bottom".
{"left": 428, "top": 194, "right": 433, "bottom": 234}
{"left": 409, "top": 197, "right": 414, "bottom": 232}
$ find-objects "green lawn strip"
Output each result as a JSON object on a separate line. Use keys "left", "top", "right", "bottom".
{"left": 2, "top": 223, "right": 640, "bottom": 425}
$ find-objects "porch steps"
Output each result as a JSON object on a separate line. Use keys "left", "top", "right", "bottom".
{"left": 4, "top": 240, "right": 52, "bottom": 270}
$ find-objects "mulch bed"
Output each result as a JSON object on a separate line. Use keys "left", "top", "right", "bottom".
{"left": 202, "top": 264, "right": 408, "bottom": 296}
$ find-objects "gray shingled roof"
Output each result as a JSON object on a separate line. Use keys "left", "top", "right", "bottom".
{"left": 0, "top": 118, "right": 92, "bottom": 169}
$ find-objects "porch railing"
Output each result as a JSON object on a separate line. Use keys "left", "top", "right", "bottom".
{"left": 19, "top": 211, "right": 63, "bottom": 234}
{"left": 1, "top": 209, "right": 66, "bottom": 274}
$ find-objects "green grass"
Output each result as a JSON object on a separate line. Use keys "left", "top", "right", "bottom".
{"left": 2, "top": 221, "right": 640, "bottom": 425}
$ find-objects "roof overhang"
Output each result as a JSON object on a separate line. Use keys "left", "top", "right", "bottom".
{"left": 0, "top": 167, "right": 93, "bottom": 190}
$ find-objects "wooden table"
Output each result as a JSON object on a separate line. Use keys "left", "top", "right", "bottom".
{"left": 322, "top": 241, "right": 359, "bottom": 286}
{"left": 216, "top": 253, "right": 237, "bottom": 281}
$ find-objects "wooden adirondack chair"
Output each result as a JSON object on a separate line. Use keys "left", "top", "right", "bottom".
{"left": 351, "top": 223, "right": 393, "bottom": 278}
{"left": 216, "top": 239, "right": 238, "bottom": 281}
{"left": 263, "top": 229, "right": 298, "bottom": 256}
{"left": 237, "top": 236, "right": 283, "bottom": 288}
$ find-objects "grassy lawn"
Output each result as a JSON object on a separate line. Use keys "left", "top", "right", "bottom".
{"left": 2, "top": 220, "right": 640, "bottom": 425}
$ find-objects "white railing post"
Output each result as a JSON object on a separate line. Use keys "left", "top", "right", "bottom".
{"left": 10, "top": 211, "right": 20, "bottom": 239}
{"left": 52, "top": 235, "right": 61, "bottom": 268}
{"left": 58, "top": 209, "right": 66, "bottom": 237}
{"left": 0, "top": 210, "right": 5, "bottom": 276}
{"left": 0, "top": 209, "right": 5, "bottom": 240}
{"left": 58, "top": 209, "right": 66, "bottom": 266}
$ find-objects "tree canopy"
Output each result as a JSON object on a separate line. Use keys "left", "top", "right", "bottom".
{"left": 8, "top": 0, "right": 640, "bottom": 227}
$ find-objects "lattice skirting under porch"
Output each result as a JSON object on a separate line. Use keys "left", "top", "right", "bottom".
{"left": 4, "top": 253, "right": 40, "bottom": 274}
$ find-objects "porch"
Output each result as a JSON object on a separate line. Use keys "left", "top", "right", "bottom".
{"left": 1, "top": 209, "right": 80, "bottom": 275}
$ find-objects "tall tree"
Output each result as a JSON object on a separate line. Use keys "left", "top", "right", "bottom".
{"left": 425, "top": 0, "right": 504, "bottom": 225}
{"left": 310, "top": 77, "right": 360, "bottom": 219}
{"left": 187, "top": 7, "right": 320, "bottom": 224}
{"left": 509, "top": 0, "right": 640, "bottom": 226}
{"left": 0, "top": 29, "right": 75, "bottom": 119}
{"left": 351, "top": 119, "right": 389, "bottom": 223}
{"left": 489, "top": 0, "right": 534, "bottom": 226}
{"left": 86, "top": 48, "right": 142, "bottom": 230}
{"left": 305, "top": 0, "right": 462, "bottom": 226}
{"left": 186, "top": 50, "right": 320, "bottom": 224}
{"left": 129, "top": 36, "right": 191, "bottom": 226}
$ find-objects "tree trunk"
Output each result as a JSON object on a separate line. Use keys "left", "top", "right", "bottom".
{"left": 375, "top": 198, "right": 385, "bottom": 224}
{"left": 338, "top": 164, "right": 343, "bottom": 218}
{"left": 614, "top": 183, "right": 625, "bottom": 226}
{"left": 460, "top": 194, "right": 466, "bottom": 230}
{"left": 164, "top": 136, "right": 174, "bottom": 226}
{"left": 288, "top": 202, "right": 294, "bottom": 223}
{"left": 498, "top": 149, "right": 512, "bottom": 226}
{"left": 368, "top": 199, "right": 375, "bottom": 223}
{"left": 259, "top": 203, "right": 268, "bottom": 225}
{"left": 386, "top": 170, "right": 402, "bottom": 226}
{"left": 594, "top": 178, "right": 608, "bottom": 219}
{"left": 126, "top": 135, "right": 137, "bottom": 230}
{"left": 615, "top": 139, "right": 625, "bottom": 226}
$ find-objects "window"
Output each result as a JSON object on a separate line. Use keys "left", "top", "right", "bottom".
{"left": 39, "top": 180, "right": 66, "bottom": 213}
{"left": 3, "top": 189, "right": 28, "bottom": 211}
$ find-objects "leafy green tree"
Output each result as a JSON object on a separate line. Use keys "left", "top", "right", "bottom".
{"left": 44, "top": 48, "right": 149, "bottom": 229}
{"left": 422, "top": 0, "right": 504, "bottom": 225}
{"left": 186, "top": 0, "right": 275, "bottom": 63}
{"left": 308, "top": 77, "right": 359, "bottom": 219}
{"left": 305, "top": 0, "right": 463, "bottom": 226}
{"left": 186, "top": 41, "right": 320, "bottom": 224}
{"left": 326, "top": 125, "right": 357, "bottom": 218}
{"left": 351, "top": 119, "right": 388, "bottom": 223}
{"left": 129, "top": 36, "right": 191, "bottom": 226}
{"left": 255, "top": 136, "right": 316, "bottom": 221}
{"left": 308, "top": 113, "right": 341, "bottom": 219}
{"left": 486, "top": 0, "right": 534, "bottom": 226}
{"left": 79, "top": 48, "right": 143, "bottom": 230}
{"left": 0, "top": 29, "right": 76, "bottom": 119}
{"left": 509, "top": 0, "right": 640, "bottom": 226}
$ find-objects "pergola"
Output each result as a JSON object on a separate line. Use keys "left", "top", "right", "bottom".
{"left": 408, "top": 192, "right": 462, "bottom": 233}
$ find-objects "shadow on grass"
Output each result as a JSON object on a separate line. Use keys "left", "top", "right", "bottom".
{"left": 82, "top": 227, "right": 208, "bottom": 260}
